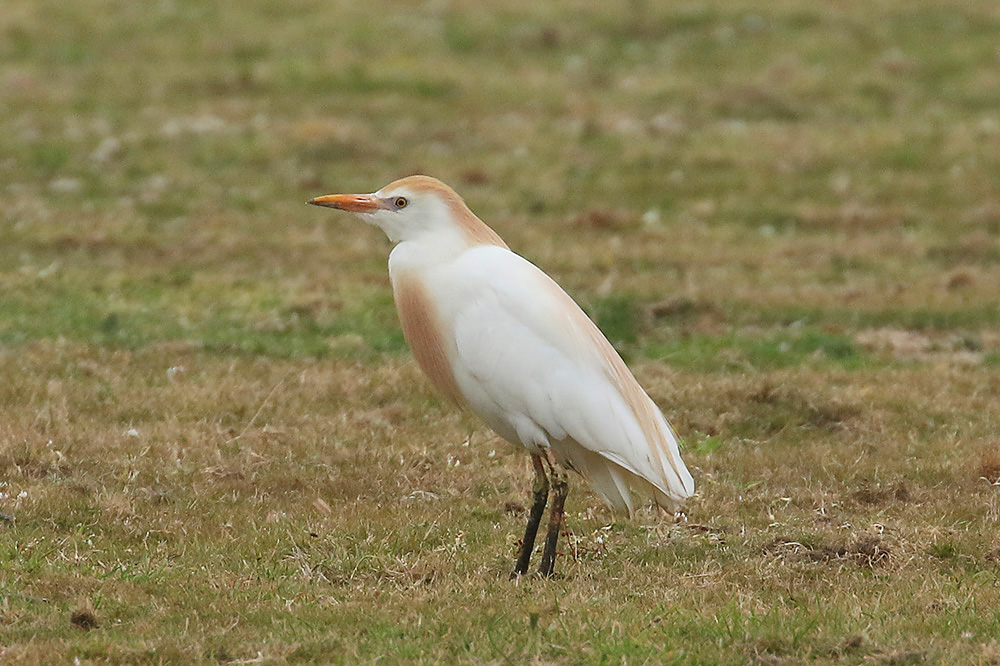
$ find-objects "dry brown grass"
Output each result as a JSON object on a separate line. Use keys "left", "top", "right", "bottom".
{"left": 980, "top": 444, "right": 1000, "bottom": 485}
{"left": 3, "top": 345, "right": 1000, "bottom": 663}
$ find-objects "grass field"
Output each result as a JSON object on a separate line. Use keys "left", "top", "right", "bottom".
{"left": 3, "top": 0, "right": 1000, "bottom": 663}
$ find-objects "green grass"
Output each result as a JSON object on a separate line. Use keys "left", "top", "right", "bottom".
{"left": 646, "top": 328, "right": 865, "bottom": 372}
{"left": 0, "top": 283, "right": 405, "bottom": 358}
{"left": 3, "top": 0, "right": 1000, "bottom": 663}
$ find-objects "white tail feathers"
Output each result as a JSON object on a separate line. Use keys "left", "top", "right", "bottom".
{"left": 550, "top": 434, "right": 693, "bottom": 516}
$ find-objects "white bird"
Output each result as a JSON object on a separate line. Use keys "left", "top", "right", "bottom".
{"left": 309, "top": 175, "right": 694, "bottom": 577}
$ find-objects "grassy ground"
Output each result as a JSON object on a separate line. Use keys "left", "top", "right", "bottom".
{"left": 3, "top": 0, "right": 1000, "bottom": 663}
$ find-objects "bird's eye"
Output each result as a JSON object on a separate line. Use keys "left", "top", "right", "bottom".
{"left": 394, "top": 197, "right": 408, "bottom": 209}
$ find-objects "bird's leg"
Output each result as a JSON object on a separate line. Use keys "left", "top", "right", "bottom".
{"left": 511, "top": 454, "right": 549, "bottom": 578}
{"left": 538, "top": 461, "right": 569, "bottom": 578}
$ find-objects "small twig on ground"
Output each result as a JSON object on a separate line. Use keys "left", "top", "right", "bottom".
{"left": 228, "top": 378, "right": 285, "bottom": 443}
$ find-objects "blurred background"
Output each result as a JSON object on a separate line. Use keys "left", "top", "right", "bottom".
{"left": 3, "top": 0, "right": 999, "bottom": 361}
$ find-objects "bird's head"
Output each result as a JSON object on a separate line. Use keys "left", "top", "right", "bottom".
{"left": 308, "top": 175, "right": 506, "bottom": 249}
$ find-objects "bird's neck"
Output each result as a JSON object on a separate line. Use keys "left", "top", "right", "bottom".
{"left": 387, "top": 214, "right": 508, "bottom": 276}
{"left": 450, "top": 210, "right": 508, "bottom": 250}
{"left": 388, "top": 229, "right": 481, "bottom": 277}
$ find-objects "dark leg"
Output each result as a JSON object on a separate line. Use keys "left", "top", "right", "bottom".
{"left": 538, "top": 467, "right": 569, "bottom": 578}
{"left": 511, "top": 454, "right": 549, "bottom": 578}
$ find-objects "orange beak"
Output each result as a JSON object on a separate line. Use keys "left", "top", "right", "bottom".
{"left": 307, "top": 193, "right": 379, "bottom": 212}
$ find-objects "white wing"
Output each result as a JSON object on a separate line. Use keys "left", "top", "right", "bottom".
{"left": 437, "top": 246, "right": 694, "bottom": 514}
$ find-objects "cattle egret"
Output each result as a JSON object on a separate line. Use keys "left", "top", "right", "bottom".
{"left": 309, "top": 175, "right": 694, "bottom": 577}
